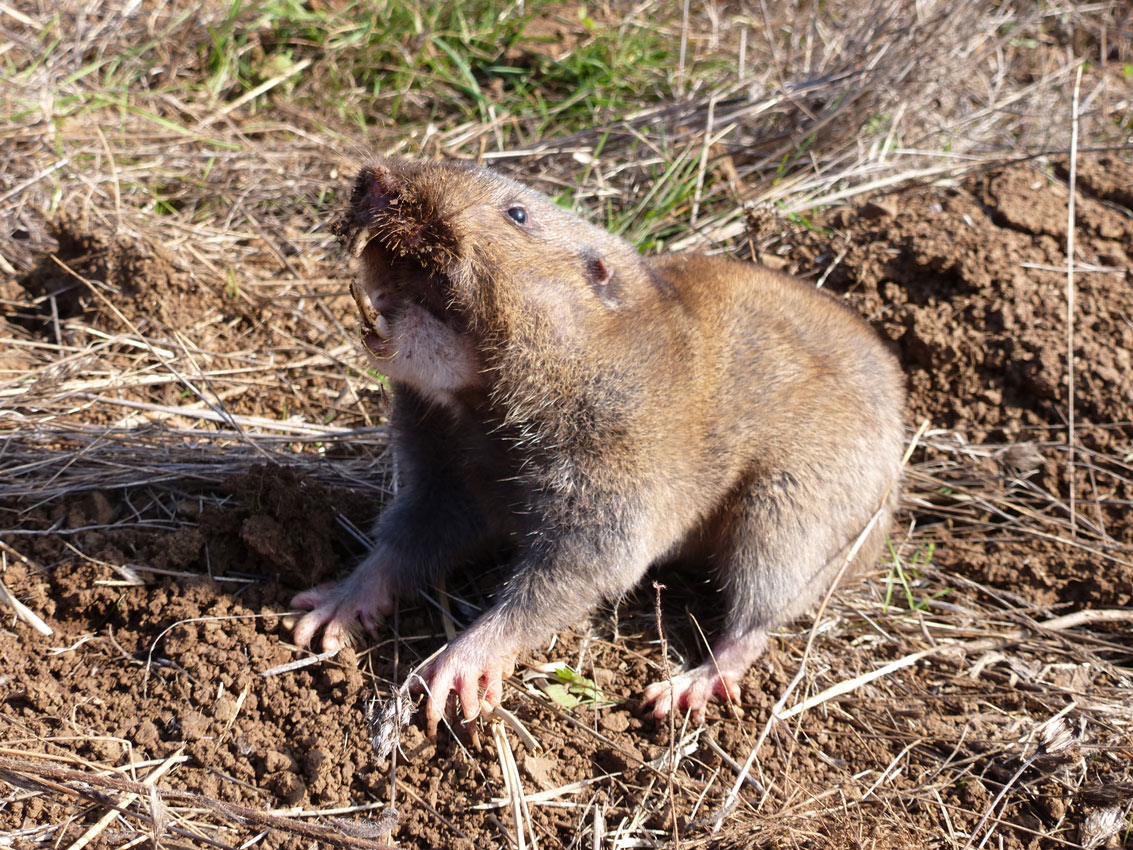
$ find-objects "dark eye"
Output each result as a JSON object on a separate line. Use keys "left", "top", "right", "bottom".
{"left": 506, "top": 206, "right": 528, "bottom": 225}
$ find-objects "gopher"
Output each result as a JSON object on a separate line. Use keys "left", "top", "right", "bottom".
{"left": 291, "top": 157, "right": 905, "bottom": 730}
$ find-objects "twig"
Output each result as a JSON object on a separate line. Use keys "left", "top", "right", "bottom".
{"left": 259, "top": 649, "right": 340, "bottom": 677}
{"left": 774, "top": 645, "right": 939, "bottom": 722}
{"left": 74, "top": 395, "right": 362, "bottom": 435}
{"left": 703, "top": 737, "right": 764, "bottom": 793}
{"left": 0, "top": 574, "right": 53, "bottom": 636}
{"left": 0, "top": 756, "right": 395, "bottom": 850}
{"left": 474, "top": 776, "right": 610, "bottom": 811}
{"left": 65, "top": 749, "right": 183, "bottom": 850}
{"left": 653, "top": 581, "right": 680, "bottom": 845}
{"left": 491, "top": 705, "right": 540, "bottom": 753}
{"left": 1066, "top": 63, "right": 1083, "bottom": 535}
{"left": 689, "top": 94, "right": 717, "bottom": 227}
{"left": 677, "top": 0, "right": 690, "bottom": 97}
{"left": 492, "top": 721, "right": 527, "bottom": 850}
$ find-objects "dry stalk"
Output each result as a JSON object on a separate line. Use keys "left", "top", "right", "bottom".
{"left": 1066, "top": 63, "right": 1083, "bottom": 535}
{"left": 651, "top": 580, "right": 681, "bottom": 844}
{"left": 0, "top": 756, "right": 396, "bottom": 850}
{"left": 66, "top": 749, "right": 183, "bottom": 850}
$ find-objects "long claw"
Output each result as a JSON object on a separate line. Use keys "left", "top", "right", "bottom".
{"left": 416, "top": 637, "right": 514, "bottom": 741}
{"left": 288, "top": 553, "right": 395, "bottom": 652}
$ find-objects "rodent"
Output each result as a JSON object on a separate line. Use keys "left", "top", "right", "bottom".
{"left": 291, "top": 156, "right": 905, "bottom": 730}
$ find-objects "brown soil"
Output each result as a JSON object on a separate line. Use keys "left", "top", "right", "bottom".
{"left": 2, "top": 157, "right": 1132, "bottom": 849}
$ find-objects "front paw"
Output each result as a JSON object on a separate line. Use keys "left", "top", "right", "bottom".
{"left": 290, "top": 554, "right": 395, "bottom": 652}
{"left": 414, "top": 636, "right": 516, "bottom": 737}
{"left": 641, "top": 666, "right": 743, "bottom": 723}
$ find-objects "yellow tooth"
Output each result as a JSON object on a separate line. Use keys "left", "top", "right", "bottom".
{"left": 350, "top": 280, "right": 379, "bottom": 329}
{"left": 351, "top": 230, "right": 373, "bottom": 257}
{"left": 374, "top": 313, "right": 391, "bottom": 340}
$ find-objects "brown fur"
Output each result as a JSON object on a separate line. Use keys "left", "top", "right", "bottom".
{"left": 292, "top": 157, "right": 905, "bottom": 727}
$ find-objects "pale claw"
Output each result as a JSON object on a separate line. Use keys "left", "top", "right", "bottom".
{"left": 641, "top": 666, "right": 743, "bottom": 723}
{"left": 290, "top": 555, "right": 395, "bottom": 652}
{"left": 415, "top": 637, "right": 515, "bottom": 738}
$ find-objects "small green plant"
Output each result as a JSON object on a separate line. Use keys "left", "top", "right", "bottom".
{"left": 530, "top": 663, "right": 618, "bottom": 709}
{"left": 774, "top": 131, "right": 819, "bottom": 182}
{"left": 224, "top": 268, "right": 239, "bottom": 300}
{"left": 883, "top": 540, "right": 948, "bottom": 612}
{"left": 863, "top": 112, "right": 891, "bottom": 136}
{"left": 365, "top": 369, "right": 393, "bottom": 394}
{"left": 773, "top": 200, "right": 829, "bottom": 235}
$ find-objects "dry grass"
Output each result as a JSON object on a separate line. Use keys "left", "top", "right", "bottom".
{"left": 2, "top": 0, "right": 1132, "bottom": 848}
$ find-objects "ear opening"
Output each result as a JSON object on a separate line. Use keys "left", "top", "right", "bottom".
{"left": 583, "top": 249, "right": 621, "bottom": 307}
{"left": 585, "top": 252, "right": 612, "bottom": 287}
